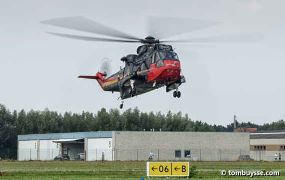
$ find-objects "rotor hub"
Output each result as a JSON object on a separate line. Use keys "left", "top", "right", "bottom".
{"left": 141, "top": 36, "right": 159, "bottom": 44}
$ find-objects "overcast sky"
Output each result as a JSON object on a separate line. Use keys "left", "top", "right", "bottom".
{"left": 1, "top": 0, "right": 285, "bottom": 125}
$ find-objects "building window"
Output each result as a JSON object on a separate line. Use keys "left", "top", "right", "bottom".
{"left": 184, "top": 150, "right": 191, "bottom": 158}
{"left": 254, "top": 145, "right": 266, "bottom": 151}
{"left": 280, "top": 145, "right": 285, "bottom": 150}
{"left": 175, "top": 150, "right": 181, "bottom": 158}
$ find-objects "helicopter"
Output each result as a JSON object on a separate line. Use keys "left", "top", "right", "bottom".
{"left": 42, "top": 16, "right": 261, "bottom": 109}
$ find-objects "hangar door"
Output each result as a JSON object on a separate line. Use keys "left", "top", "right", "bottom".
{"left": 53, "top": 139, "right": 84, "bottom": 160}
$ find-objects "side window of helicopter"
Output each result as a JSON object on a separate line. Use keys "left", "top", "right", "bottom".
{"left": 156, "top": 59, "right": 164, "bottom": 67}
{"left": 166, "top": 52, "right": 178, "bottom": 60}
{"left": 161, "top": 51, "right": 172, "bottom": 60}
{"left": 166, "top": 52, "right": 174, "bottom": 59}
{"left": 140, "top": 62, "right": 147, "bottom": 70}
{"left": 173, "top": 52, "right": 179, "bottom": 60}
{"left": 159, "top": 51, "right": 166, "bottom": 60}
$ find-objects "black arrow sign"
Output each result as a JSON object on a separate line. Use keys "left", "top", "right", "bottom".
{"left": 152, "top": 166, "right": 157, "bottom": 171}
{"left": 174, "top": 166, "right": 180, "bottom": 171}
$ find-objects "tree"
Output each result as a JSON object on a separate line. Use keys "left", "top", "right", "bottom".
{"left": 123, "top": 108, "right": 140, "bottom": 131}
{"left": 97, "top": 108, "right": 111, "bottom": 130}
{"left": 0, "top": 104, "right": 17, "bottom": 158}
{"left": 1, "top": 103, "right": 285, "bottom": 159}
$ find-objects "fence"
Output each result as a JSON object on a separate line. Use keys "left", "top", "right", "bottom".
{"left": 16, "top": 148, "right": 253, "bottom": 161}
{"left": 112, "top": 148, "right": 250, "bottom": 161}
{"left": 251, "top": 150, "right": 285, "bottom": 161}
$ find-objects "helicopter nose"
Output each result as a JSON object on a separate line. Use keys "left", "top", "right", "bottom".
{"left": 164, "top": 60, "right": 180, "bottom": 69}
{"left": 149, "top": 59, "right": 181, "bottom": 82}
{"left": 164, "top": 60, "right": 181, "bottom": 79}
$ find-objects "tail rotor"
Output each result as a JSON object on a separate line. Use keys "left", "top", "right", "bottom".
{"left": 100, "top": 57, "right": 112, "bottom": 76}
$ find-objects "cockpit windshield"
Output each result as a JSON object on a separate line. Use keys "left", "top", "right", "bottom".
{"left": 158, "top": 51, "right": 179, "bottom": 60}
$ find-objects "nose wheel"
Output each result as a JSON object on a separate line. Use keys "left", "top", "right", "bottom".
{"left": 173, "top": 90, "right": 181, "bottom": 98}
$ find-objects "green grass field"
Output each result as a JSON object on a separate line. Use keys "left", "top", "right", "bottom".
{"left": 0, "top": 161, "right": 284, "bottom": 179}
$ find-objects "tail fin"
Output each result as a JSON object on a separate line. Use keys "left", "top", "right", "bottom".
{"left": 78, "top": 72, "right": 107, "bottom": 89}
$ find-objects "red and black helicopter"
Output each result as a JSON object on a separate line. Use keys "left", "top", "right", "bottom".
{"left": 42, "top": 16, "right": 260, "bottom": 108}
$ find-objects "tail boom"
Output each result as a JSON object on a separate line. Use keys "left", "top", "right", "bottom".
{"left": 78, "top": 72, "right": 106, "bottom": 89}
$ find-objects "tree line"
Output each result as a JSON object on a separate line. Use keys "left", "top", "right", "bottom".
{"left": 0, "top": 104, "right": 285, "bottom": 159}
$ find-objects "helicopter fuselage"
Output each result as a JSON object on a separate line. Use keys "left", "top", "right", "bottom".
{"left": 79, "top": 43, "right": 186, "bottom": 100}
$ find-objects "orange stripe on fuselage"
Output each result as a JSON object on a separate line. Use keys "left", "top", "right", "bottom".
{"left": 102, "top": 78, "right": 118, "bottom": 87}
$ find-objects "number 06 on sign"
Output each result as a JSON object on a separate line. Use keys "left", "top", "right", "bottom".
{"left": 146, "top": 162, "right": 190, "bottom": 177}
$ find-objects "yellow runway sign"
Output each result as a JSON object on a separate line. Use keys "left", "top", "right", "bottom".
{"left": 147, "top": 162, "right": 190, "bottom": 177}
{"left": 171, "top": 162, "right": 189, "bottom": 176}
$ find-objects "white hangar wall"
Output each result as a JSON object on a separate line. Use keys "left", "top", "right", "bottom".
{"left": 18, "top": 140, "right": 38, "bottom": 161}
{"left": 112, "top": 131, "right": 250, "bottom": 161}
{"left": 38, "top": 140, "right": 60, "bottom": 160}
{"left": 86, "top": 138, "right": 113, "bottom": 161}
{"left": 18, "top": 140, "right": 60, "bottom": 161}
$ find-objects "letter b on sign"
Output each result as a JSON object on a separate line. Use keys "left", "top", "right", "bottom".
{"left": 182, "top": 165, "right": 186, "bottom": 172}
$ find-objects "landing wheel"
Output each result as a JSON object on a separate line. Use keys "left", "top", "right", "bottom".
{"left": 173, "top": 91, "right": 177, "bottom": 98}
{"left": 177, "top": 91, "right": 181, "bottom": 98}
{"left": 173, "top": 90, "right": 181, "bottom": 98}
{"left": 119, "top": 101, "right": 124, "bottom": 109}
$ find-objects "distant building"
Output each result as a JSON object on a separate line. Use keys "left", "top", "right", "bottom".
{"left": 232, "top": 115, "right": 258, "bottom": 133}
{"left": 18, "top": 131, "right": 112, "bottom": 161}
{"left": 250, "top": 131, "right": 285, "bottom": 161}
{"left": 18, "top": 131, "right": 250, "bottom": 161}
{"left": 234, "top": 127, "right": 257, "bottom": 133}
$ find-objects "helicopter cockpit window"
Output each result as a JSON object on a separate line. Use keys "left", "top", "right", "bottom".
{"left": 158, "top": 51, "right": 179, "bottom": 60}
{"left": 156, "top": 59, "right": 164, "bottom": 67}
{"left": 150, "top": 52, "right": 162, "bottom": 67}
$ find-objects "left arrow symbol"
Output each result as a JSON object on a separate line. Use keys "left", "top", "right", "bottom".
{"left": 174, "top": 166, "right": 180, "bottom": 171}
{"left": 152, "top": 166, "right": 157, "bottom": 171}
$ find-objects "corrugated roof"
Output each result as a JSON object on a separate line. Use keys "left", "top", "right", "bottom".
{"left": 18, "top": 131, "right": 112, "bottom": 141}
{"left": 257, "top": 129, "right": 285, "bottom": 133}
{"left": 250, "top": 132, "right": 285, "bottom": 139}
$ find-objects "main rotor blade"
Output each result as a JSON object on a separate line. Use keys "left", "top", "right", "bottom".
{"left": 47, "top": 32, "right": 141, "bottom": 43}
{"left": 42, "top": 16, "right": 140, "bottom": 40}
{"left": 147, "top": 16, "right": 219, "bottom": 39}
{"left": 161, "top": 33, "right": 263, "bottom": 43}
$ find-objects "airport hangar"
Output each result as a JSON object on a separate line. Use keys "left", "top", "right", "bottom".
{"left": 18, "top": 131, "right": 250, "bottom": 161}
{"left": 250, "top": 131, "right": 285, "bottom": 161}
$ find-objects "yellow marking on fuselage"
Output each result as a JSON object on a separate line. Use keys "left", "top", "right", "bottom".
{"left": 102, "top": 78, "right": 118, "bottom": 87}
